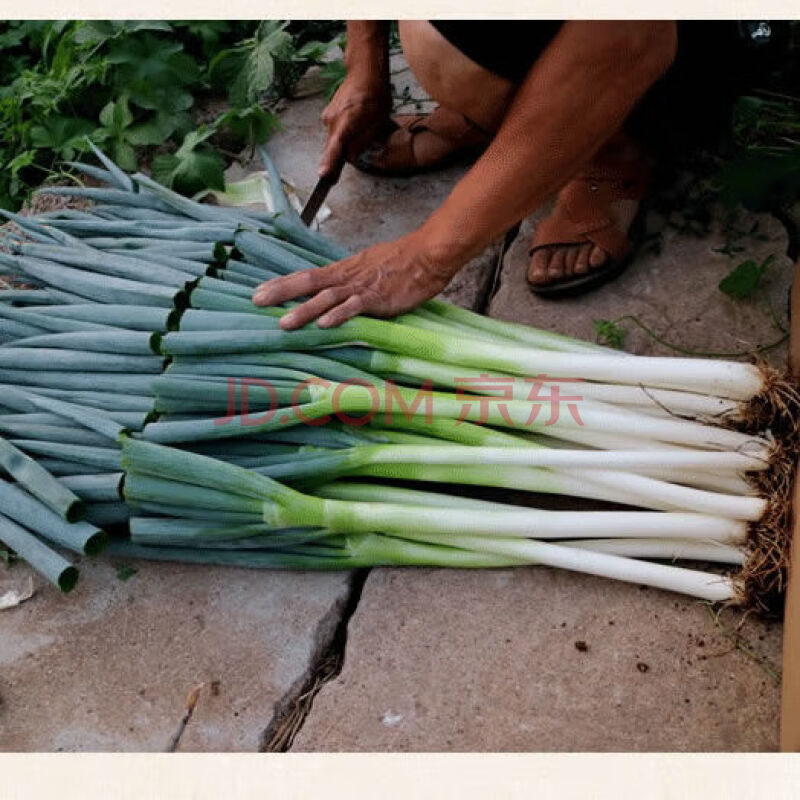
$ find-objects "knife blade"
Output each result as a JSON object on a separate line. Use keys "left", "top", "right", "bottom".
{"left": 300, "top": 175, "right": 337, "bottom": 227}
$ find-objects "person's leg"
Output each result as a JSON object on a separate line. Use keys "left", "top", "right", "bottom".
{"left": 355, "top": 21, "right": 517, "bottom": 173}
{"left": 398, "top": 20, "right": 517, "bottom": 132}
{"left": 397, "top": 21, "right": 652, "bottom": 288}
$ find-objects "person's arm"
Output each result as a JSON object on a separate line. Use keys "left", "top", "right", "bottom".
{"left": 254, "top": 21, "right": 677, "bottom": 328}
{"left": 318, "top": 21, "right": 392, "bottom": 179}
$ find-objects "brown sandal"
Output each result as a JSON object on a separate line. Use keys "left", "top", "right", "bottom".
{"left": 527, "top": 158, "right": 652, "bottom": 298}
{"left": 353, "top": 106, "right": 490, "bottom": 177}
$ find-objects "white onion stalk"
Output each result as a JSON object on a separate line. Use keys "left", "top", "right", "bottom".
{"left": 352, "top": 445, "right": 765, "bottom": 473}
{"left": 266, "top": 499, "right": 747, "bottom": 543}
{"left": 331, "top": 348, "right": 741, "bottom": 419}
{"left": 558, "top": 538, "right": 747, "bottom": 565}
{"left": 338, "top": 445, "right": 766, "bottom": 518}
{"left": 318, "top": 484, "right": 750, "bottom": 566}
{"left": 394, "top": 531, "right": 738, "bottom": 603}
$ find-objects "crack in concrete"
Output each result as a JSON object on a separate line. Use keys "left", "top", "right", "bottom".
{"left": 259, "top": 569, "right": 369, "bottom": 752}
{"left": 476, "top": 228, "right": 519, "bottom": 314}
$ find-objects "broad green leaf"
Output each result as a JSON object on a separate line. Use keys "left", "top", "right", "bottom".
{"left": 94, "top": 96, "right": 138, "bottom": 170}
{"left": 229, "top": 21, "right": 292, "bottom": 107}
{"left": 30, "top": 115, "right": 95, "bottom": 159}
{"left": 152, "top": 127, "right": 226, "bottom": 196}
{"left": 176, "top": 125, "right": 217, "bottom": 157}
{"left": 207, "top": 46, "right": 244, "bottom": 88}
{"left": 177, "top": 150, "right": 226, "bottom": 193}
{"left": 126, "top": 112, "right": 181, "bottom": 146}
{"left": 294, "top": 39, "right": 332, "bottom": 62}
{"left": 72, "top": 21, "right": 116, "bottom": 46}
{"left": 128, "top": 83, "right": 195, "bottom": 115}
{"left": 7, "top": 150, "right": 36, "bottom": 196}
{"left": 718, "top": 254, "right": 775, "bottom": 300}
{"left": 99, "top": 96, "right": 134, "bottom": 133}
{"left": 120, "top": 21, "right": 173, "bottom": 35}
{"left": 7, "top": 150, "right": 35, "bottom": 174}
{"left": 107, "top": 34, "right": 200, "bottom": 114}
{"left": 106, "top": 35, "right": 183, "bottom": 67}
{"left": 72, "top": 20, "right": 173, "bottom": 48}
{"left": 0, "top": 26, "right": 30, "bottom": 50}
{"left": 112, "top": 139, "right": 136, "bottom": 172}
{"left": 218, "top": 105, "right": 280, "bottom": 147}
{"left": 172, "top": 21, "right": 232, "bottom": 55}
{"left": 150, "top": 153, "right": 181, "bottom": 186}
{"left": 49, "top": 33, "right": 77, "bottom": 78}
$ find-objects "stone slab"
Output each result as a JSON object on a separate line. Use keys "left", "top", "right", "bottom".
{"left": 294, "top": 567, "right": 781, "bottom": 751}
{"left": 0, "top": 559, "right": 351, "bottom": 752}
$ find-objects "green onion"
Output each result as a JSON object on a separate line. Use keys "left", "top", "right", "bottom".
{"left": 0, "top": 435, "right": 84, "bottom": 521}
{"left": 60, "top": 473, "right": 122, "bottom": 503}
{"left": 0, "top": 477, "right": 105, "bottom": 555}
{"left": 25, "top": 304, "right": 171, "bottom": 333}
{"left": 8, "top": 253, "right": 178, "bottom": 307}
{"left": 0, "top": 512, "right": 79, "bottom": 592}
{"left": 18, "top": 243, "right": 195, "bottom": 287}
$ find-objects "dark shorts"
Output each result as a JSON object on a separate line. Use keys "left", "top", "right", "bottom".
{"left": 430, "top": 21, "right": 789, "bottom": 151}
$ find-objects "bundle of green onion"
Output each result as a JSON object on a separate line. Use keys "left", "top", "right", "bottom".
{"left": 0, "top": 141, "right": 795, "bottom": 613}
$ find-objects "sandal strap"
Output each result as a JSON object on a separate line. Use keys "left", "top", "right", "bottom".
{"left": 355, "top": 107, "right": 491, "bottom": 174}
{"left": 530, "top": 157, "right": 651, "bottom": 263}
{"left": 398, "top": 106, "right": 490, "bottom": 146}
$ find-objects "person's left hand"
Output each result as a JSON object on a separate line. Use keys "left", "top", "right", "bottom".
{"left": 252, "top": 232, "right": 461, "bottom": 329}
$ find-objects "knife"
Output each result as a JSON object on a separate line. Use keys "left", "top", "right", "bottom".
{"left": 300, "top": 174, "right": 337, "bottom": 227}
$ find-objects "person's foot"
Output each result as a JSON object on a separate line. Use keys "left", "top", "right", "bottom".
{"left": 527, "top": 135, "right": 651, "bottom": 293}
{"left": 527, "top": 196, "right": 642, "bottom": 285}
{"left": 354, "top": 106, "right": 490, "bottom": 176}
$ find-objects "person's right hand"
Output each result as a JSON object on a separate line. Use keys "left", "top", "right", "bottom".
{"left": 318, "top": 75, "right": 392, "bottom": 180}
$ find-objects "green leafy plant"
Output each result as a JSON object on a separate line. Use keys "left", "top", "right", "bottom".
{"left": 593, "top": 319, "right": 628, "bottom": 350}
{"left": 107, "top": 33, "right": 199, "bottom": 114}
{"left": 214, "top": 106, "right": 281, "bottom": 152}
{"left": 718, "top": 254, "right": 776, "bottom": 300}
{"left": 29, "top": 115, "right": 95, "bottom": 160}
{"left": 210, "top": 21, "right": 294, "bottom": 107}
{"left": 0, "top": 20, "right": 343, "bottom": 209}
{"left": 152, "top": 125, "right": 226, "bottom": 195}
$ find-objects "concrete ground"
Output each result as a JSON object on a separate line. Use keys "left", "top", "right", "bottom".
{"left": 0, "top": 83, "right": 791, "bottom": 751}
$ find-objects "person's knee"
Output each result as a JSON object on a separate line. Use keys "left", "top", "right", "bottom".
{"left": 399, "top": 20, "right": 515, "bottom": 131}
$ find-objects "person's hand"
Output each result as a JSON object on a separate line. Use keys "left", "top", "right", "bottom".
{"left": 318, "top": 74, "right": 392, "bottom": 179}
{"left": 252, "top": 232, "right": 462, "bottom": 329}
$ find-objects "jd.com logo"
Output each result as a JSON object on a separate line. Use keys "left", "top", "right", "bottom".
{"left": 214, "top": 373, "right": 585, "bottom": 428}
